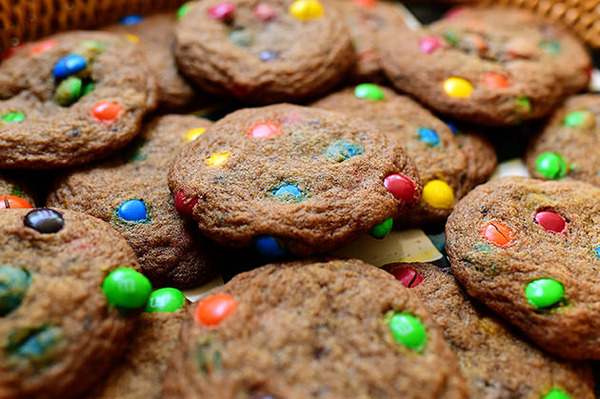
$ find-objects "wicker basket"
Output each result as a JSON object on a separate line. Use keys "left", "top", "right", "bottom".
{"left": 0, "top": 0, "right": 597, "bottom": 53}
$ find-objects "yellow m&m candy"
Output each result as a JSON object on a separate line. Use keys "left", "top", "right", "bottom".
{"left": 443, "top": 77, "right": 473, "bottom": 98}
{"left": 185, "top": 127, "right": 206, "bottom": 142}
{"left": 289, "top": 0, "right": 324, "bottom": 20}
{"left": 422, "top": 180, "right": 455, "bottom": 209}
{"left": 205, "top": 151, "right": 231, "bottom": 167}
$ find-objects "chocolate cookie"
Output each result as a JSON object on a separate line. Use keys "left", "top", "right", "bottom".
{"left": 47, "top": 115, "right": 220, "bottom": 288}
{"left": 525, "top": 94, "right": 600, "bottom": 186}
{"left": 333, "top": 0, "right": 409, "bottom": 83}
{"left": 106, "top": 13, "right": 203, "bottom": 112}
{"left": 162, "top": 258, "right": 468, "bottom": 398}
{"left": 441, "top": 6, "right": 591, "bottom": 96}
{"left": 0, "top": 208, "right": 149, "bottom": 399}
{"left": 378, "top": 7, "right": 569, "bottom": 126}
{"left": 313, "top": 84, "right": 495, "bottom": 226}
{"left": 446, "top": 176, "right": 600, "bottom": 359}
{"left": 384, "top": 262, "right": 595, "bottom": 398}
{"left": 168, "top": 103, "right": 422, "bottom": 257}
{"left": 87, "top": 288, "right": 188, "bottom": 399}
{"left": 0, "top": 31, "right": 158, "bottom": 169}
{"left": 174, "top": 0, "right": 354, "bottom": 103}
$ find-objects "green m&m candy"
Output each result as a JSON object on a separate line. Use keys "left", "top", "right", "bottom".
{"left": 0, "top": 266, "right": 31, "bottom": 316}
{"left": 102, "top": 268, "right": 152, "bottom": 310}
{"left": 354, "top": 83, "right": 384, "bottom": 101}
{"left": 535, "top": 152, "right": 567, "bottom": 180}
{"left": 388, "top": 313, "right": 427, "bottom": 351}
{"left": 368, "top": 217, "right": 393, "bottom": 239}
{"left": 1, "top": 112, "right": 25, "bottom": 123}
{"left": 542, "top": 388, "right": 570, "bottom": 399}
{"left": 525, "top": 278, "right": 564, "bottom": 308}
{"left": 563, "top": 110, "right": 593, "bottom": 128}
{"left": 145, "top": 287, "right": 185, "bottom": 312}
{"left": 516, "top": 97, "right": 532, "bottom": 114}
{"left": 55, "top": 77, "right": 83, "bottom": 106}
{"left": 177, "top": 2, "right": 191, "bottom": 19}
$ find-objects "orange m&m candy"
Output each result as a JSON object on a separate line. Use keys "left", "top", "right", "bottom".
{"left": 0, "top": 195, "right": 32, "bottom": 209}
{"left": 194, "top": 293, "right": 237, "bottom": 326}
{"left": 483, "top": 221, "right": 513, "bottom": 247}
{"left": 91, "top": 101, "right": 122, "bottom": 122}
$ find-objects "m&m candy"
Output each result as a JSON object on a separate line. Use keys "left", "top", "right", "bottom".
{"left": 194, "top": 293, "right": 237, "bottom": 326}
{"left": 102, "top": 268, "right": 152, "bottom": 310}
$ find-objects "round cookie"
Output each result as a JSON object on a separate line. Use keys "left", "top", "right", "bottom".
{"left": 87, "top": 288, "right": 188, "bottom": 399}
{"left": 47, "top": 115, "right": 220, "bottom": 288}
{"left": 525, "top": 94, "right": 600, "bottom": 186}
{"left": 333, "top": 0, "right": 409, "bottom": 83}
{"left": 162, "top": 258, "right": 468, "bottom": 398}
{"left": 446, "top": 176, "right": 600, "bottom": 359}
{"left": 174, "top": 0, "right": 354, "bottom": 103}
{"left": 168, "top": 103, "right": 422, "bottom": 256}
{"left": 383, "top": 262, "right": 595, "bottom": 399}
{"left": 313, "top": 84, "right": 495, "bottom": 226}
{"left": 441, "top": 6, "right": 591, "bottom": 96}
{"left": 105, "top": 13, "right": 204, "bottom": 112}
{"left": 0, "top": 31, "right": 158, "bottom": 169}
{"left": 378, "top": 7, "right": 567, "bottom": 126}
{"left": 0, "top": 208, "right": 146, "bottom": 398}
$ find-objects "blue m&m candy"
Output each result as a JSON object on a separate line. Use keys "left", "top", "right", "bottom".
{"left": 53, "top": 54, "right": 87, "bottom": 80}
{"left": 254, "top": 235, "right": 288, "bottom": 257}
{"left": 119, "top": 15, "right": 144, "bottom": 25}
{"left": 117, "top": 199, "right": 148, "bottom": 222}
{"left": 418, "top": 128, "right": 440, "bottom": 147}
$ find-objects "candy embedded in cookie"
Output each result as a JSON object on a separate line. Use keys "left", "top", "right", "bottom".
{"left": 162, "top": 259, "right": 468, "bottom": 398}
{"left": 0, "top": 31, "right": 158, "bottom": 169}
{"left": 446, "top": 176, "right": 600, "bottom": 359}
{"left": 168, "top": 104, "right": 421, "bottom": 256}
{"left": 174, "top": 0, "right": 354, "bottom": 103}
{"left": 0, "top": 208, "right": 143, "bottom": 398}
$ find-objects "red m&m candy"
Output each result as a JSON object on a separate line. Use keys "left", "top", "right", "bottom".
{"left": 247, "top": 121, "right": 281, "bottom": 138}
{"left": 535, "top": 211, "right": 566, "bottom": 234}
{"left": 384, "top": 174, "right": 418, "bottom": 204}
{"left": 195, "top": 293, "right": 237, "bottom": 326}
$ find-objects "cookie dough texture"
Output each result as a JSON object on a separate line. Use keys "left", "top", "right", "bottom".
{"left": 86, "top": 307, "right": 188, "bottom": 399}
{"left": 105, "top": 13, "right": 202, "bottom": 111}
{"left": 0, "top": 31, "right": 158, "bottom": 169}
{"left": 48, "top": 115, "right": 220, "bottom": 288}
{"left": 379, "top": 6, "right": 583, "bottom": 126}
{"left": 446, "top": 176, "right": 600, "bottom": 359}
{"left": 0, "top": 208, "right": 140, "bottom": 399}
{"left": 174, "top": 0, "right": 354, "bottom": 103}
{"left": 526, "top": 94, "right": 600, "bottom": 186}
{"left": 168, "top": 103, "right": 422, "bottom": 256}
{"left": 387, "top": 262, "right": 595, "bottom": 399}
{"left": 163, "top": 258, "right": 468, "bottom": 398}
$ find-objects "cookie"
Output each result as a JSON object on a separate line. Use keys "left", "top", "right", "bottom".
{"left": 174, "top": 0, "right": 354, "bottom": 103}
{"left": 378, "top": 7, "right": 569, "bottom": 126}
{"left": 168, "top": 103, "right": 422, "bottom": 256}
{"left": 313, "top": 84, "right": 495, "bottom": 226}
{"left": 106, "top": 13, "right": 204, "bottom": 112}
{"left": 0, "top": 31, "right": 158, "bottom": 169}
{"left": 47, "top": 115, "right": 220, "bottom": 288}
{"left": 525, "top": 94, "right": 600, "bottom": 186}
{"left": 333, "top": 0, "right": 409, "bottom": 83}
{"left": 86, "top": 288, "right": 188, "bottom": 399}
{"left": 162, "top": 258, "right": 468, "bottom": 398}
{"left": 442, "top": 6, "right": 592, "bottom": 95}
{"left": 446, "top": 176, "right": 600, "bottom": 359}
{"left": 383, "top": 262, "right": 595, "bottom": 399}
{"left": 0, "top": 208, "right": 149, "bottom": 399}
{"left": 0, "top": 172, "right": 36, "bottom": 209}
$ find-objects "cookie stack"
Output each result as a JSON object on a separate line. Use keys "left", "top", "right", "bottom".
{"left": 1, "top": 0, "right": 599, "bottom": 397}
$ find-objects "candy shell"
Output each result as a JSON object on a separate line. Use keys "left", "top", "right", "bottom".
{"left": 195, "top": 293, "right": 237, "bottom": 326}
